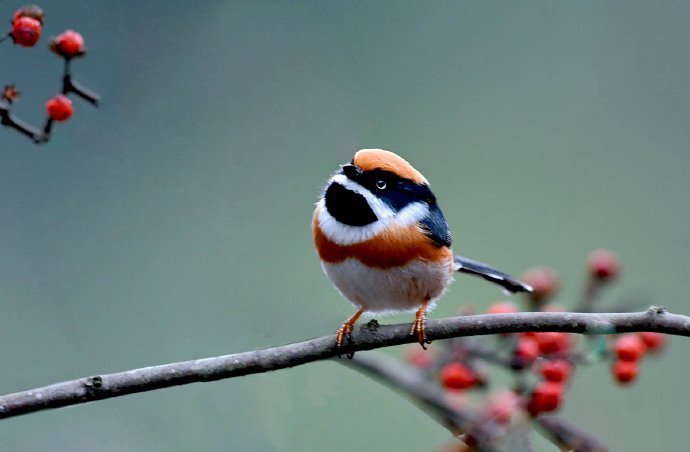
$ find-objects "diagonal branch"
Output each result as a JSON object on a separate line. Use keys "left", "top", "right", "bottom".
{"left": 535, "top": 416, "right": 608, "bottom": 452}
{"left": 0, "top": 101, "right": 47, "bottom": 143}
{"left": 0, "top": 307, "right": 685, "bottom": 421}
{"left": 343, "top": 352, "right": 609, "bottom": 452}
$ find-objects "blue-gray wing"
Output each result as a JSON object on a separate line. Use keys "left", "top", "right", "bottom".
{"left": 420, "top": 203, "right": 452, "bottom": 247}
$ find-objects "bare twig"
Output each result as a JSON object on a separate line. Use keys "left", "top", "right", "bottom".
{"left": 61, "top": 59, "right": 99, "bottom": 105}
{"left": 577, "top": 279, "right": 605, "bottom": 313}
{"left": 0, "top": 307, "right": 684, "bottom": 420}
{"left": 0, "top": 101, "right": 47, "bottom": 142}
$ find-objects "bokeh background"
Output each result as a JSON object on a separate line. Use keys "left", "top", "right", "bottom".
{"left": 2, "top": 1, "right": 689, "bottom": 450}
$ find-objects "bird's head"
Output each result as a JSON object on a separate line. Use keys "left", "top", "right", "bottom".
{"left": 316, "top": 149, "right": 450, "bottom": 247}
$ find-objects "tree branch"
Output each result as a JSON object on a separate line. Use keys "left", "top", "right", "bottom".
{"left": 535, "top": 416, "right": 608, "bottom": 452}
{"left": 0, "top": 100, "right": 47, "bottom": 143}
{"left": 344, "top": 352, "right": 609, "bottom": 451}
{"left": 0, "top": 307, "right": 685, "bottom": 420}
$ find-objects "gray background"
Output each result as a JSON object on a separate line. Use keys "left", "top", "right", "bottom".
{"left": 1, "top": 1, "right": 689, "bottom": 450}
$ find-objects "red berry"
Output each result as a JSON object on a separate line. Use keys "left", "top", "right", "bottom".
{"left": 13, "top": 5, "right": 44, "bottom": 24}
{"left": 534, "top": 332, "right": 571, "bottom": 355}
{"left": 51, "top": 30, "right": 85, "bottom": 58}
{"left": 540, "top": 359, "right": 573, "bottom": 383}
{"left": 488, "top": 301, "right": 519, "bottom": 315}
{"left": 12, "top": 16, "right": 41, "bottom": 47}
{"left": 614, "top": 334, "right": 645, "bottom": 362}
{"left": 638, "top": 332, "right": 666, "bottom": 353}
{"left": 613, "top": 359, "right": 639, "bottom": 385}
{"left": 521, "top": 267, "right": 559, "bottom": 302}
{"left": 527, "top": 381, "right": 564, "bottom": 416}
{"left": 514, "top": 337, "right": 540, "bottom": 366}
{"left": 439, "top": 363, "right": 476, "bottom": 391}
{"left": 485, "top": 390, "right": 520, "bottom": 424}
{"left": 46, "top": 95, "right": 74, "bottom": 121}
{"left": 587, "top": 249, "right": 620, "bottom": 281}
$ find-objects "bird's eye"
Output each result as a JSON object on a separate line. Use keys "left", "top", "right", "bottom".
{"left": 375, "top": 180, "right": 387, "bottom": 190}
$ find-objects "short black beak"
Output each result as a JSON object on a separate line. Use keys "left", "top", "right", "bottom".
{"left": 341, "top": 163, "right": 362, "bottom": 181}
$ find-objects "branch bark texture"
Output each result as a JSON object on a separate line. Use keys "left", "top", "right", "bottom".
{"left": 0, "top": 308, "right": 686, "bottom": 420}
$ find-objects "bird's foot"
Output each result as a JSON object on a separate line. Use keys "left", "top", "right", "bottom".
{"left": 335, "top": 308, "right": 364, "bottom": 358}
{"left": 335, "top": 322, "right": 354, "bottom": 349}
{"left": 410, "top": 309, "right": 429, "bottom": 349}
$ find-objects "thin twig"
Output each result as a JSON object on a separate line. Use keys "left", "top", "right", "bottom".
{"left": 576, "top": 279, "right": 605, "bottom": 313}
{"left": 0, "top": 101, "right": 46, "bottom": 142}
{"left": 0, "top": 307, "right": 684, "bottom": 420}
{"left": 62, "top": 59, "right": 100, "bottom": 105}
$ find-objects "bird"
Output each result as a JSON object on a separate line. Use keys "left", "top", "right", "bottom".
{"left": 312, "top": 149, "right": 532, "bottom": 350}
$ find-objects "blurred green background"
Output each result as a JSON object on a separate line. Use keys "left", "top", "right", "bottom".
{"left": 2, "top": 1, "right": 689, "bottom": 450}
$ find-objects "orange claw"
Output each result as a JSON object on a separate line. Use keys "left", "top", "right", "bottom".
{"left": 335, "top": 308, "right": 364, "bottom": 349}
{"left": 335, "top": 323, "right": 353, "bottom": 348}
{"left": 410, "top": 300, "right": 430, "bottom": 349}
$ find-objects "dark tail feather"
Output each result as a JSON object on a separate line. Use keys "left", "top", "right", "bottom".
{"left": 454, "top": 255, "right": 533, "bottom": 294}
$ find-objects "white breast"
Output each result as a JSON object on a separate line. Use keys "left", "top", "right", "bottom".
{"left": 322, "top": 258, "right": 454, "bottom": 315}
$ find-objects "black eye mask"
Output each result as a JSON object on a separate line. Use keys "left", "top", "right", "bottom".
{"left": 324, "top": 182, "right": 378, "bottom": 227}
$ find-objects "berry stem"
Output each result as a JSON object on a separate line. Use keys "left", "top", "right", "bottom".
{"left": 576, "top": 279, "right": 602, "bottom": 312}
{"left": 0, "top": 101, "right": 47, "bottom": 143}
{"left": 64, "top": 76, "right": 100, "bottom": 105}
{"left": 0, "top": 32, "right": 11, "bottom": 45}
{"left": 42, "top": 116, "right": 54, "bottom": 137}
{"left": 60, "top": 59, "right": 99, "bottom": 105}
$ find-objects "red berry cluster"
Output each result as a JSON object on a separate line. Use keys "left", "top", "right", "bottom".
{"left": 404, "top": 249, "right": 668, "bottom": 450}
{"left": 612, "top": 332, "right": 666, "bottom": 385}
{"left": 1, "top": 4, "right": 99, "bottom": 143}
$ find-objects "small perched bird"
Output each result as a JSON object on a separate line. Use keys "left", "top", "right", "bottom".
{"left": 312, "top": 149, "right": 531, "bottom": 349}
